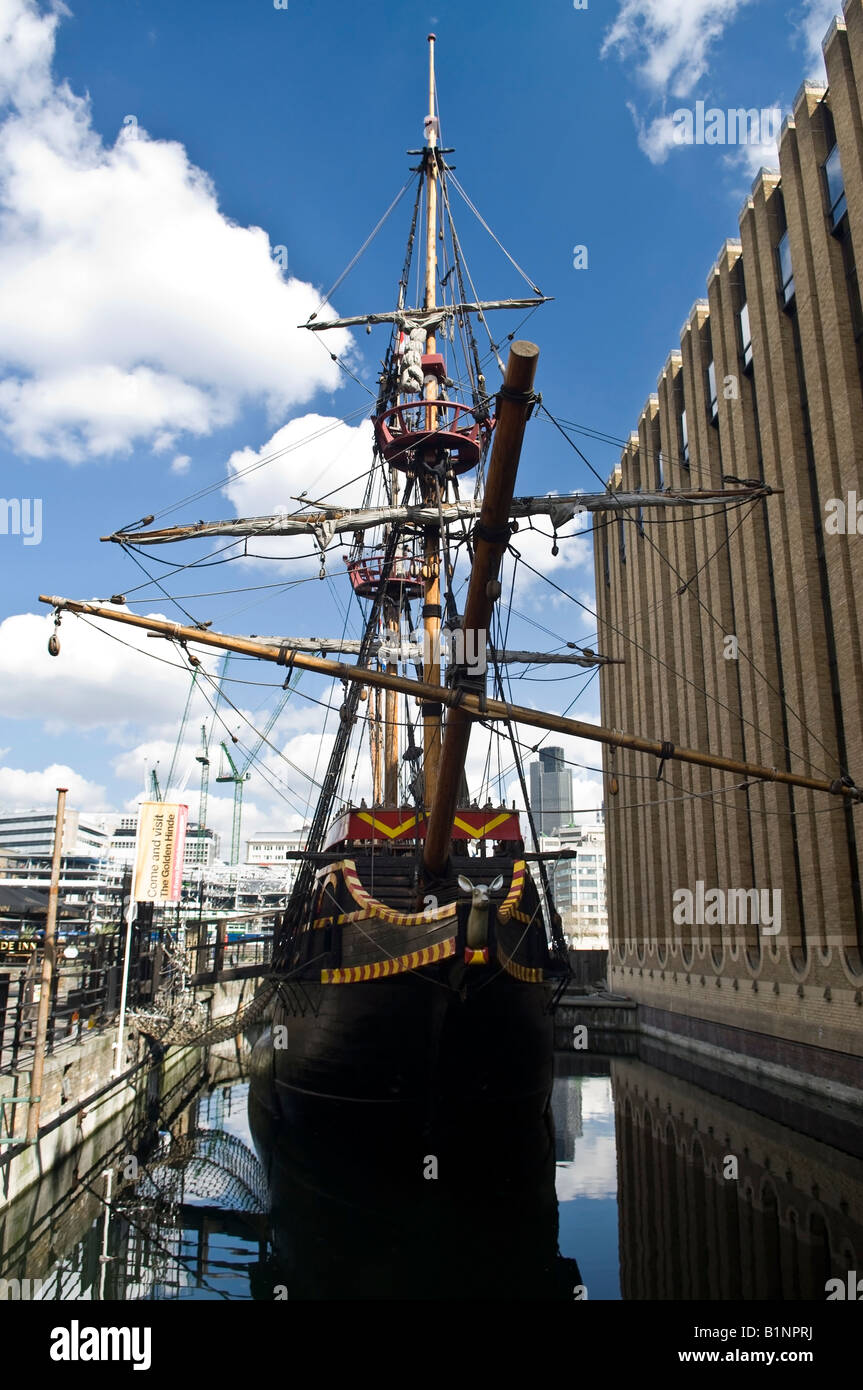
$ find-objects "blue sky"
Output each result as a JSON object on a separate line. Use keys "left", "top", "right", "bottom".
{"left": 0, "top": 0, "right": 840, "bottom": 845}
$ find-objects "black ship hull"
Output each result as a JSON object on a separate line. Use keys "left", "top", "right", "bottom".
{"left": 249, "top": 849, "right": 560, "bottom": 1134}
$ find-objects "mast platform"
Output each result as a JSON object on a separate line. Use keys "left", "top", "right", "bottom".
{"left": 373, "top": 400, "right": 493, "bottom": 473}
{"left": 345, "top": 553, "right": 424, "bottom": 600}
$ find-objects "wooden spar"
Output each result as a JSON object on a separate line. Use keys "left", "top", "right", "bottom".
{"left": 371, "top": 686, "right": 382, "bottom": 804}
{"left": 227, "top": 635, "right": 619, "bottom": 666}
{"left": 300, "top": 298, "right": 551, "bottom": 332}
{"left": 424, "top": 340, "right": 540, "bottom": 877}
{"left": 101, "top": 487, "right": 778, "bottom": 545}
{"left": 420, "top": 31, "right": 442, "bottom": 808}
{"left": 38, "top": 594, "right": 863, "bottom": 806}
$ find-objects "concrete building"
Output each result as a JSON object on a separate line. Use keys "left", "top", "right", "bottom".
{"left": 541, "top": 822, "right": 608, "bottom": 948}
{"left": 0, "top": 854, "right": 127, "bottom": 930}
{"left": 528, "top": 747, "right": 573, "bottom": 837}
{"left": 593, "top": 1, "right": 863, "bottom": 1088}
{"left": 0, "top": 809, "right": 110, "bottom": 859}
{"left": 245, "top": 831, "right": 305, "bottom": 866}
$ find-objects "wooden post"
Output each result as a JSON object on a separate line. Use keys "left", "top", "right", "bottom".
{"left": 26, "top": 786, "right": 66, "bottom": 1143}
{"left": 424, "top": 341, "right": 540, "bottom": 877}
{"left": 384, "top": 596, "right": 399, "bottom": 804}
{"left": 215, "top": 918, "right": 228, "bottom": 977}
{"left": 371, "top": 684, "right": 383, "bottom": 805}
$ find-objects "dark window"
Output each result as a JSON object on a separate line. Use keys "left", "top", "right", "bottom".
{"left": 777, "top": 231, "right": 795, "bottom": 306}
{"left": 707, "top": 360, "right": 719, "bottom": 423}
{"left": 740, "top": 301, "right": 753, "bottom": 370}
{"left": 823, "top": 141, "right": 848, "bottom": 232}
{"left": 603, "top": 534, "right": 610, "bottom": 587}
{"left": 617, "top": 514, "right": 626, "bottom": 563}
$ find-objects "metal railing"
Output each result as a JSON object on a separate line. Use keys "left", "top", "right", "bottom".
{"left": 0, "top": 922, "right": 274, "bottom": 1078}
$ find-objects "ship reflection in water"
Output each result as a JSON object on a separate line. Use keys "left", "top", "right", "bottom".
{"left": 248, "top": 1067, "right": 581, "bottom": 1301}
{"left": 4, "top": 1056, "right": 861, "bottom": 1300}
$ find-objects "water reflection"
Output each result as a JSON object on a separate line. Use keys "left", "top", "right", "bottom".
{"left": 2, "top": 1051, "right": 861, "bottom": 1301}
{"left": 613, "top": 1056, "right": 863, "bottom": 1301}
{"left": 248, "top": 1074, "right": 580, "bottom": 1300}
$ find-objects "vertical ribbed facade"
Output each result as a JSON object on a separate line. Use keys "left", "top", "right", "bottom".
{"left": 595, "top": 1, "right": 863, "bottom": 1073}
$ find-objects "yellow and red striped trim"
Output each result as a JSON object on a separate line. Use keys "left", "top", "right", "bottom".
{"left": 339, "top": 859, "right": 456, "bottom": 926}
{"left": 496, "top": 947, "right": 545, "bottom": 984}
{"left": 321, "top": 937, "right": 456, "bottom": 984}
{"left": 497, "top": 860, "right": 527, "bottom": 922}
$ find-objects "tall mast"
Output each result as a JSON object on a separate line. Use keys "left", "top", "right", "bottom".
{"left": 420, "top": 32, "right": 442, "bottom": 808}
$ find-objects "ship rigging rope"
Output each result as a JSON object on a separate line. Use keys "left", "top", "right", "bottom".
{"left": 309, "top": 173, "right": 417, "bottom": 317}
{"left": 539, "top": 403, "right": 616, "bottom": 494}
{"left": 449, "top": 173, "right": 543, "bottom": 296}
{"left": 514, "top": 543, "right": 843, "bottom": 783}
{"left": 73, "top": 615, "right": 852, "bottom": 825}
{"left": 194, "top": 662, "right": 325, "bottom": 803}
{"left": 552, "top": 413, "right": 720, "bottom": 488}
{"left": 116, "top": 403, "right": 372, "bottom": 531}
{"left": 627, "top": 504, "right": 845, "bottom": 779}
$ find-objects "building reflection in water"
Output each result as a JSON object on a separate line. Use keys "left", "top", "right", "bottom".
{"left": 613, "top": 1056, "right": 863, "bottom": 1300}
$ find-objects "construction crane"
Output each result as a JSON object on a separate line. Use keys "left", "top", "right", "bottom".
{"left": 215, "top": 681, "right": 298, "bottom": 865}
{"left": 215, "top": 741, "right": 250, "bottom": 867}
{"left": 149, "top": 766, "right": 162, "bottom": 800}
{"left": 196, "top": 723, "right": 210, "bottom": 830}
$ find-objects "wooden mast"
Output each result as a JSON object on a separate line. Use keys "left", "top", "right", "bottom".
{"left": 39, "top": 596, "right": 863, "bottom": 806}
{"left": 384, "top": 596, "right": 399, "bottom": 804}
{"left": 424, "top": 341, "right": 539, "bottom": 877}
{"left": 420, "top": 31, "right": 442, "bottom": 809}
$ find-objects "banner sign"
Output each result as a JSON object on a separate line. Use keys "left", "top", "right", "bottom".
{"left": 0, "top": 938, "right": 37, "bottom": 957}
{"left": 132, "top": 802, "right": 188, "bottom": 903}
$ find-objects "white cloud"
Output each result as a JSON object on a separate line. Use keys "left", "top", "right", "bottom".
{"left": 222, "top": 414, "right": 377, "bottom": 575}
{"left": 0, "top": 0, "right": 350, "bottom": 462}
{"left": 602, "top": 0, "right": 753, "bottom": 98}
{"left": 0, "top": 760, "right": 106, "bottom": 809}
{"left": 0, "top": 607, "right": 219, "bottom": 734}
{"left": 795, "top": 0, "right": 841, "bottom": 74}
{"left": 626, "top": 107, "right": 682, "bottom": 165}
{"left": 171, "top": 453, "right": 191, "bottom": 475}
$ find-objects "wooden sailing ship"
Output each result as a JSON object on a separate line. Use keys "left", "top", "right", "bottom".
{"left": 38, "top": 37, "right": 861, "bottom": 1145}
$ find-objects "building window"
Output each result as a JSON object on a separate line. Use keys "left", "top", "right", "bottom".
{"left": 777, "top": 231, "right": 795, "bottom": 307}
{"left": 603, "top": 535, "right": 610, "bottom": 587}
{"left": 823, "top": 141, "right": 848, "bottom": 232}
{"left": 707, "top": 361, "right": 719, "bottom": 423}
{"left": 739, "top": 301, "right": 753, "bottom": 371}
{"left": 617, "top": 514, "right": 626, "bottom": 564}
{"left": 680, "top": 411, "right": 690, "bottom": 467}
